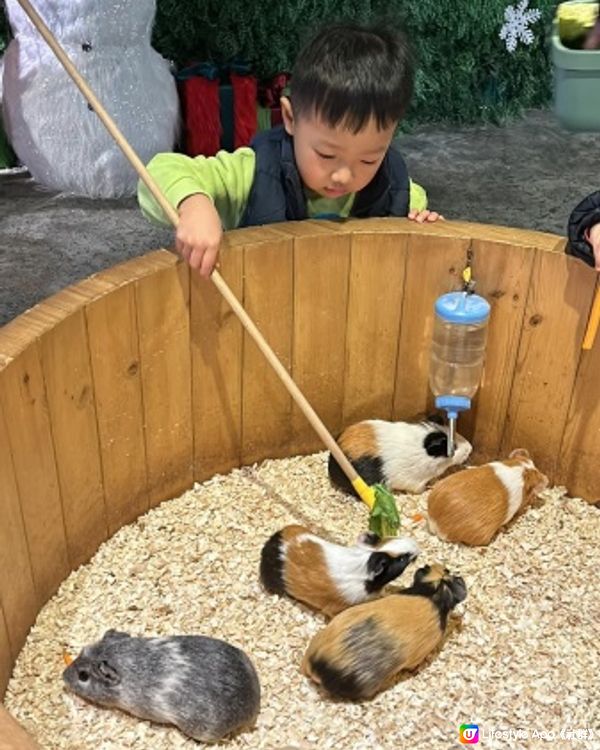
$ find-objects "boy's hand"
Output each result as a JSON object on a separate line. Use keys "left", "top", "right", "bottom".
{"left": 589, "top": 223, "right": 600, "bottom": 271}
{"left": 408, "top": 208, "right": 444, "bottom": 223}
{"left": 176, "top": 193, "right": 223, "bottom": 278}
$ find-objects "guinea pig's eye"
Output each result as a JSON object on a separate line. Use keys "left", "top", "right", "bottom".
{"left": 78, "top": 669, "right": 90, "bottom": 683}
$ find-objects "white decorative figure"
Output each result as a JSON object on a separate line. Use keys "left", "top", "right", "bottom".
{"left": 1, "top": 0, "right": 179, "bottom": 197}
{"left": 499, "top": 0, "right": 542, "bottom": 53}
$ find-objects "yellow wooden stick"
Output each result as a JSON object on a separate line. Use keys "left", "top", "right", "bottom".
{"left": 582, "top": 285, "right": 600, "bottom": 350}
{"left": 15, "top": 0, "right": 376, "bottom": 510}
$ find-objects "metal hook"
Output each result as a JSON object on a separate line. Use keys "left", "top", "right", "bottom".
{"left": 462, "top": 244, "right": 476, "bottom": 294}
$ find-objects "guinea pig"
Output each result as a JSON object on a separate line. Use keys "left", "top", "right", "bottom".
{"left": 63, "top": 629, "right": 260, "bottom": 743}
{"left": 260, "top": 525, "right": 420, "bottom": 617}
{"left": 427, "top": 448, "right": 549, "bottom": 546}
{"left": 301, "top": 563, "right": 466, "bottom": 701}
{"left": 328, "top": 417, "right": 472, "bottom": 496}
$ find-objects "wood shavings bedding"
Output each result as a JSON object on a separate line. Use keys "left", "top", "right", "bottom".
{"left": 5, "top": 453, "right": 600, "bottom": 750}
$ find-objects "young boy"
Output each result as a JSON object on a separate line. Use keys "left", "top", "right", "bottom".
{"left": 138, "top": 21, "right": 441, "bottom": 277}
{"left": 568, "top": 190, "right": 600, "bottom": 271}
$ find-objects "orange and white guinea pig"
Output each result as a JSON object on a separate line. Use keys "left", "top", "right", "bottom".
{"left": 301, "top": 563, "right": 467, "bottom": 700}
{"left": 259, "top": 526, "right": 420, "bottom": 618}
{"left": 328, "top": 417, "right": 472, "bottom": 496}
{"left": 427, "top": 449, "right": 548, "bottom": 546}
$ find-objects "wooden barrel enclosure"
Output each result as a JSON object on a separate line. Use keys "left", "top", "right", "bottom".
{"left": 0, "top": 219, "right": 598, "bottom": 743}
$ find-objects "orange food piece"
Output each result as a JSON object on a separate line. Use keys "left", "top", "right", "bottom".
{"left": 62, "top": 650, "right": 74, "bottom": 666}
{"left": 411, "top": 513, "right": 424, "bottom": 522}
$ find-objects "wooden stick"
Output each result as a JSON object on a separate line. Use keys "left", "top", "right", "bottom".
{"left": 582, "top": 285, "right": 600, "bottom": 351}
{"left": 15, "top": 0, "right": 375, "bottom": 509}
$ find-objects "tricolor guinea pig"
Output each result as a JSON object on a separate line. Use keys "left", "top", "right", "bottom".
{"left": 301, "top": 563, "right": 467, "bottom": 700}
{"left": 63, "top": 629, "right": 261, "bottom": 743}
{"left": 328, "top": 418, "right": 472, "bottom": 496}
{"left": 260, "top": 526, "right": 420, "bottom": 617}
{"left": 427, "top": 448, "right": 549, "bottom": 546}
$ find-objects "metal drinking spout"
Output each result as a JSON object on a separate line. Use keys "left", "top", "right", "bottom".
{"left": 447, "top": 414, "right": 456, "bottom": 457}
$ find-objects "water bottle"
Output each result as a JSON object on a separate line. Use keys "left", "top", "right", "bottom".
{"left": 429, "top": 291, "right": 490, "bottom": 455}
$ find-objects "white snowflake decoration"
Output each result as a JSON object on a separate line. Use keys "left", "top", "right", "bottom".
{"left": 499, "top": 0, "right": 542, "bottom": 52}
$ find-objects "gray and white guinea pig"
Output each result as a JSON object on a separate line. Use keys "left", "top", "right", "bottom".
{"left": 328, "top": 417, "right": 472, "bottom": 496}
{"left": 301, "top": 563, "right": 467, "bottom": 701}
{"left": 260, "top": 525, "right": 420, "bottom": 617}
{"left": 63, "top": 629, "right": 260, "bottom": 743}
{"left": 427, "top": 448, "right": 549, "bottom": 546}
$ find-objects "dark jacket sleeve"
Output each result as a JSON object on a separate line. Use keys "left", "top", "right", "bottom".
{"left": 567, "top": 190, "right": 600, "bottom": 267}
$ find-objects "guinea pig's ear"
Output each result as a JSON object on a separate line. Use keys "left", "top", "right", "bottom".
{"left": 509, "top": 448, "right": 530, "bottom": 460}
{"left": 425, "top": 412, "right": 445, "bottom": 426}
{"left": 94, "top": 659, "right": 121, "bottom": 686}
{"left": 424, "top": 431, "right": 448, "bottom": 458}
{"left": 448, "top": 576, "right": 467, "bottom": 605}
{"left": 413, "top": 565, "right": 431, "bottom": 585}
{"left": 356, "top": 531, "right": 381, "bottom": 548}
{"left": 102, "top": 629, "right": 130, "bottom": 643}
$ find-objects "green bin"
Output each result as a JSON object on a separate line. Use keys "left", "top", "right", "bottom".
{"left": 553, "top": 1, "right": 600, "bottom": 131}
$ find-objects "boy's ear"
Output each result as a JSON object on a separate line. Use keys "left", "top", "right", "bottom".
{"left": 280, "top": 96, "right": 295, "bottom": 136}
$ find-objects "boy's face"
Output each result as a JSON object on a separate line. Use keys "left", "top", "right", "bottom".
{"left": 281, "top": 97, "right": 397, "bottom": 199}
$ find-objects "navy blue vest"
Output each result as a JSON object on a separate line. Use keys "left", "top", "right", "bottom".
{"left": 240, "top": 125, "right": 410, "bottom": 227}
{"left": 567, "top": 189, "right": 600, "bottom": 268}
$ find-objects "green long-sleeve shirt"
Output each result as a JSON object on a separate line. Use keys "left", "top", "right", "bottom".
{"left": 138, "top": 146, "right": 427, "bottom": 229}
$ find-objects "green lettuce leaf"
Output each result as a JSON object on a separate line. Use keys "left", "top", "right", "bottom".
{"left": 368, "top": 483, "right": 401, "bottom": 538}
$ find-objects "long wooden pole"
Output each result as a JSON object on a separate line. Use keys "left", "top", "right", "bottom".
{"left": 15, "top": 0, "right": 375, "bottom": 508}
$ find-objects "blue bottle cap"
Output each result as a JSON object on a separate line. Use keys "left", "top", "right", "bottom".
{"left": 435, "top": 395, "right": 471, "bottom": 418}
{"left": 434, "top": 291, "right": 490, "bottom": 324}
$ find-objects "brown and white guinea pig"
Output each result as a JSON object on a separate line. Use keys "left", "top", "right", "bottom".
{"left": 427, "top": 448, "right": 549, "bottom": 546}
{"left": 328, "top": 417, "right": 472, "bottom": 496}
{"left": 301, "top": 563, "right": 467, "bottom": 701}
{"left": 259, "top": 526, "right": 420, "bottom": 618}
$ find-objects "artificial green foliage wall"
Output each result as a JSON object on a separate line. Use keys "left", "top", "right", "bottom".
{"left": 0, "top": 2, "right": 9, "bottom": 56}
{"left": 151, "top": 0, "right": 558, "bottom": 124}
{"left": 0, "top": 0, "right": 558, "bottom": 124}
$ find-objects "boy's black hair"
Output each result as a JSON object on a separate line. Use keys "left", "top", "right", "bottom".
{"left": 290, "top": 21, "right": 414, "bottom": 133}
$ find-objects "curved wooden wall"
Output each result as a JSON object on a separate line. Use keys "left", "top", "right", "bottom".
{"left": 0, "top": 219, "right": 598, "bottom": 740}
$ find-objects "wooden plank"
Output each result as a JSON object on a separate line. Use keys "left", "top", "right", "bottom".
{"left": 500, "top": 252, "right": 595, "bottom": 480}
{"left": 241, "top": 236, "right": 294, "bottom": 465}
{"left": 0, "top": 606, "right": 11, "bottom": 698}
{"left": 558, "top": 280, "right": 600, "bottom": 502}
{"left": 0, "top": 251, "right": 178, "bottom": 364}
{"left": 221, "top": 225, "right": 290, "bottom": 245}
{"left": 393, "top": 233, "right": 470, "bottom": 420}
{"left": 343, "top": 232, "right": 407, "bottom": 424}
{"left": 290, "top": 227, "right": 351, "bottom": 455}
{"left": 0, "top": 403, "right": 40, "bottom": 663}
{"left": 0, "top": 351, "right": 69, "bottom": 607}
{"left": 458, "top": 239, "right": 535, "bottom": 461}
{"left": 315, "top": 217, "right": 565, "bottom": 252}
{"left": 0, "top": 705, "right": 41, "bottom": 750}
{"left": 86, "top": 285, "right": 149, "bottom": 534}
{"left": 136, "top": 263, "right": 194, "bottom": 506}
{"left": 0, "top": 304, "right": 66, "bottom": 365}
{"left": 191, "top": 243, "right": 244, "bottom": 480}
{"left": 40, "top": 310, "right": 108, "bottom": 569}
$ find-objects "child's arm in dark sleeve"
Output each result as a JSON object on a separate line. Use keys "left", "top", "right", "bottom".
{"left": 567, "top": 190, "right": 600, "bottom": 267}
